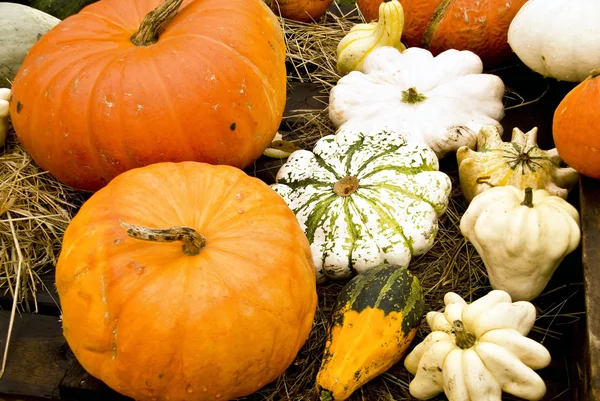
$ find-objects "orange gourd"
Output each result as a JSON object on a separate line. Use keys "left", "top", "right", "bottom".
{"left": 553, "top": 70, "right": 600, "bottom": 179}
{"left": 55, "top": 161, "right": 318, "bottom": 401}
{"left": 267, "top": 0, "right": 333, "bottom": 22}
{"left": 9, "top": 0, "right": 287, "bottom": 192}
{"left": 356, "top": 0, "right": 527, "bottom": 65}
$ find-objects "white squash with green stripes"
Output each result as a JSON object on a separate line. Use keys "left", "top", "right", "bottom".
{"left": 329, "top": 46, "right": 506, "bottom": 158}
{"left": 271, "top": 129, "right": 452, "bottom": 283}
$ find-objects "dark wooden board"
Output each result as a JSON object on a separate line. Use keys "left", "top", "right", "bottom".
{"left": 579, "top": 176, "right": 600, "bottom": 400}
{"left": 0, "top": 311, "right": 70, "bottom": 400}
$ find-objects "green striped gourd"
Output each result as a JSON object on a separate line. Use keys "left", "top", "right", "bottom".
{"left": 316, "top": 263, "right": 425, "bottom": 400}
{"left": 271, "top": 129, "right": 451, "bottom": 283}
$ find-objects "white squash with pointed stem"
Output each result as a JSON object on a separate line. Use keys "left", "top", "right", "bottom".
{"left": 329, "top": 46, "right": 506, "bottom": 158}
{"left": 460, "top": 186, "right": 581, "bottom": 301}
{"left": 405, "top": 290, "right": 551, "bottom": 401}
{"left": 336, "top": 0, "right": 406, "bottom": 75}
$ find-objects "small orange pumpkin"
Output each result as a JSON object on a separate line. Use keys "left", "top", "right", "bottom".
{"left": 553, "top": 69, "right": 600, "bottom": 179}
{"left": 10, "top": 0, "right": 287, "bottom": 192}
{"left": 356, "top": 0, "right": 528, "bottom": 65}
{"left": 55, "top": 161, "right": 318, "bottom": 401}
{"left": 267, "top": 0, "right": 333, "bottom": 22}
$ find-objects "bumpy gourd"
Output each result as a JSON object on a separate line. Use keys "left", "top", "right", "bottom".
{"left": 316, "top": 264, "right": 425, "bottom": 400}
{"left": 0, "top": 88, "right": 11, "bottom": 146}
{"left": 460, "top": 186, "right": 581, "bottom": 301}
{"left": 405, "top": 290, "right": 551, "bottom": 401}
{"left": 336, "top": 0, "right": 406, "bottom": 75}
{"left": 271, "top": 128, "right": 451, "bottom": 283}
{"left": 329, "top": 46, "right": 506, "bottom": 158}
{"left": 456, "top": 125, "right": 579, "bottom": 203}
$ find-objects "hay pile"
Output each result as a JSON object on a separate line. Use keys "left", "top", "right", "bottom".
{"left": 0, "top": 4, "right": 582, "bottom": 400}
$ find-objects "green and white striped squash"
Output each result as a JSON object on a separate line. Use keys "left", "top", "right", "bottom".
{"left": 271, "top": 129, "right": 452, "bottom": 283}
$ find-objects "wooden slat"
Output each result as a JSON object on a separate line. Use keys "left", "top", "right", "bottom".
{"left": 579, "top": 175, "right": 600, "bottom": 399}
{"left": 0, "top": 311, "right": 70, "bottom": 399}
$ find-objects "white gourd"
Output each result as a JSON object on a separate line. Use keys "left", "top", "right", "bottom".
{"left": 507, "top": 0, "right": 600, "bottom": 82}
{"left": 329, "top": 46, "right": 506, "bottom": 158}
{"left": 460, "top": 186, "right": 581, "bottom": 302}
{"left": 0, "top": 3, "right": 61, "bottom": 87}
{"left": 0, "top": 88, "right": 11, "bottom": 146}
{"left": 271, "top": 128, "right": 451, "bottom": 283}
{"left": 405, "top": 290, "right": 551, "bottom": 401}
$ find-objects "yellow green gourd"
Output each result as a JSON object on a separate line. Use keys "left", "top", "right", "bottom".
{"left": 456, "top": 125, "right": 579, "bottom": 203}
{"left": 336, "top": 0, "right": 406, "bottom": 75}
{"left": 316, "top": 264, "right": 425, "bottom": 400}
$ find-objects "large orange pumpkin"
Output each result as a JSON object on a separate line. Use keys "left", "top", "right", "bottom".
{"left": 9, "top": 0, "right": 287, "bottom": 192}
{"left": 356, "top": 0, "right": 528, "bottom": 65}
{"left": 553, "top": 70, "right": 600, "bottom": 179}
{"left": 55, "top": 161, "right": 317, "bottom": 401}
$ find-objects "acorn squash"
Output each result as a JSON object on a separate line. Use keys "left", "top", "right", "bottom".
{"left": 316, "top": 263, "right": 425, "bottom": 401}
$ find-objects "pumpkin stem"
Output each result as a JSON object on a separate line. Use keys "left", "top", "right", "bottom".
{"left": 120, "top": 222, "right": 206, "bottom": 256}
{"left": 453, "top": 320, "right": 476, "bottom": 349}
{"left": 590, "top": 68, "right": 600, "bottom": 79}
{"left": 130, "top": 0, "right": 183, "bottom": 46}
{"left": 319, "top": 389, "right": 334, "bottom": 401}
{"left": 333, "top": 176, "right": 360, "bottom": 197}
{"left": 521, "top": 187, "right": 534, "bottom": 208}
{"left": 401, "top": 87, "right": 427, "bottom": 104}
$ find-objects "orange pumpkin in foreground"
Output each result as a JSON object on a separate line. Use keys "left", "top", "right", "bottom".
{"left": 267, "top": 0, "right": 333, "bottom": 22}
{"left": 9, "top": 0, "right": 287, "bottom": 192}
{"left": 55, "top": 162, "right": 318, "bottom": 401}
{"left": 553, "top": 70, "right": 600, "bottom": 179}
{"left": 356, "top": 0, "right": 528, "bottom": 65}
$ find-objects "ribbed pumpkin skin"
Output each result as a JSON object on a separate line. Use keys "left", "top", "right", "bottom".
{"left": 55, "top": 162, "right": 317, "bottom": 401}
{"left": 316, "top": 264, "right": 425, "bottom": 400}
{"left": 269, "top": 0, "right": 333, "bottom": 22}
{"left": 553, "top": 71, "right": 600, "bottom": 179}
{"left": 9, "top": 0, "right": 287, "bottom": 192}
{"left": 356, "top": 0, "right": 527, "bottom": 65}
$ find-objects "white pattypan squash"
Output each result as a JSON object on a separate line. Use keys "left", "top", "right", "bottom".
{"left": 0, "top": 88, "right": 11, "bottom": 147}
{"left": 508, "top": 0, "right": 600, "bottom": 82}
{"left": 271, "top": 129, "right": 451, "bottom": 283}
{"left": 456, "top": 125, "right": 579, "bottom": 203}
{"left": 460, "top": 186, "right": 581, "bottom": 302}
{"left": 336, "top": 0, "right": 406, "bottom": 75}
{"left": 329, "top": 46, "right": 506, "bottom": 158}
{"left": 405, "top": 290, "right": 551, "bottom": 401}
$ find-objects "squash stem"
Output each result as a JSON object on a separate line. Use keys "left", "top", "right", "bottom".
{"left": 319, "top": 389, "right": 334, "bottom": 401}
{"left": 453, "top": 320, "right": 476, "bottom": 349}
{"left": 131, "top": 0, "right": 183, "bottom": 46}
{"left": 333, "top": 176, "right": 359, "bottom": 197}
{"left": 120, "top": 222, "right": 206, "bottom": 256}
{"left": 521, "top": 187, "right": 534, "bottom": 208}
{"left": 401, "top": 87, "right": 427, "bottom": 104}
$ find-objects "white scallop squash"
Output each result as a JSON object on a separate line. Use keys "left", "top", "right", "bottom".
{"left": 508, "top": 0, "right": 600, "bottom": 82}
{"left": 405, "top": 290, "right": 551, "bottom": 401}
{"left": 329, "top": 46, "right": 506, "bottom": 158}
{"left": 271, "top": 129, "right": 451, "bottom": 283}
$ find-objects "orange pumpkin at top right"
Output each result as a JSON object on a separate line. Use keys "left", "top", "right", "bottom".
{"left": 356, "top": 0, "right": 528, "bottom": 66}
